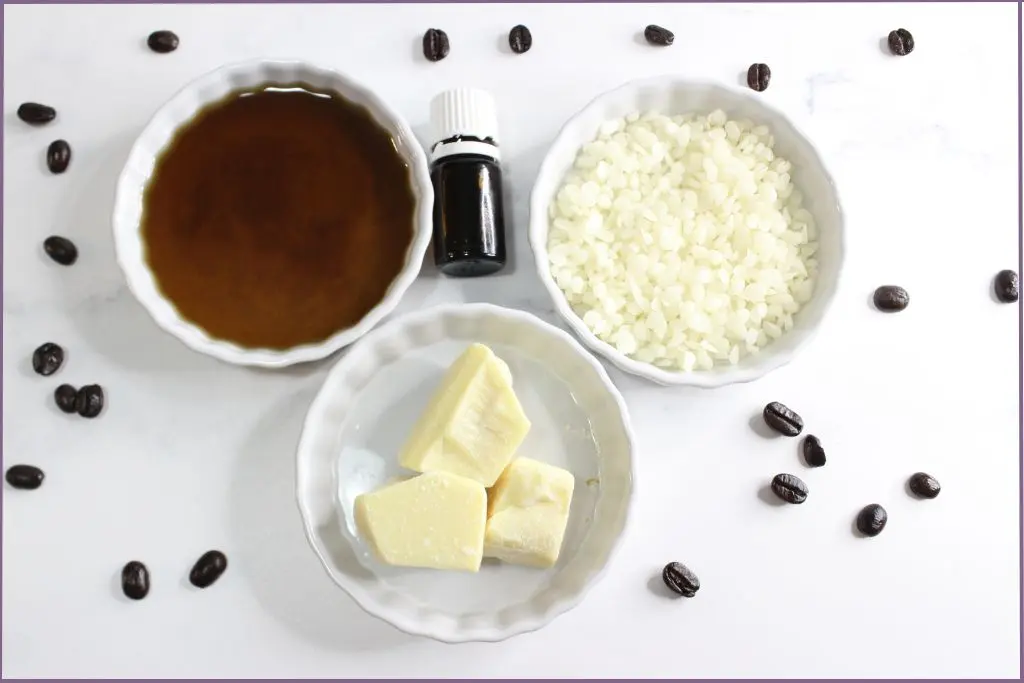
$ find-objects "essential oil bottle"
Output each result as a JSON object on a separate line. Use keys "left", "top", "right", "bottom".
{"left": 427, "top": 89, "right": 507, "bottom": 277}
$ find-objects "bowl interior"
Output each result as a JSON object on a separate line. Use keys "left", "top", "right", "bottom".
{"left": 112, "top": 60, "right": 433, "bottom": 367}
{"left": 529, "top": 78, "right": 844, "bottom": 386}
{"left": 296, "top": 304, "right": 634, "bottom": 642}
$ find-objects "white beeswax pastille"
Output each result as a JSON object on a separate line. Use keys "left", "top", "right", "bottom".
{"left": 546, "top": 109, "right": 819, "bottom": 372}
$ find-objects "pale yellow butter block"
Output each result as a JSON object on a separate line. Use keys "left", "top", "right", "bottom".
{"left": 398, "top": 343, "right": 531, "bottom": 488}
{"left": 354, "top": 471, "right": 487, "bottom": 572}
{"left": 484, "top": 457, "right": 575, "bottom": 569}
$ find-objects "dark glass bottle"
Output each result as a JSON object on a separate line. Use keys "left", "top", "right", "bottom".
{"left": 428, "top": 89, "right": 507, "bottom": 277}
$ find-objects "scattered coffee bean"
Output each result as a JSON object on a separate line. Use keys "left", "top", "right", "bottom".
{"left": 994, "top": 269, "right": 1019, "bottom": 303}
{"left": 508, "top": 24, "right": 532, "bottom": 54}
{"left": 189, "top": 550, "right": 228, "bottom": 588}
{"left": 422, "top": 28, "right": 450, "bottom": 62}
{"left": 17, "top": 102, "right": 56, "bottom": 125}
{"left": 662, "top": 561, "right": 699, "bottom": 597}
{"left": 75, "top": 384, "right": 104, "bottom": 418}
{"left": 887, "top": 28, "right": 914, "bottom": 56}
{"left": 802, "top": 434, "right": 826, "bottom": 468}
{"left": 747, "top": 63, "right": 771, "bottom": 92}
{"left": 32, "top": 342, "right": 64, "bottom": 376}
{"left": 873, "top": 285, "right": 909, "bottom": 312}
{"left": 46, "top": 139, "right": 71, "bottom": 174}
{"left": 54, "top": 384, "right": 78, "bottom": 413}
{"left": 43, "top": 235, "right": 78, "bottom": 266}
{"left": 856, "top": 504, "right": 887, "bottom": 537}
{"left": 6, "top": 465, "right": 44, "bottom": 490}
{"left": 147, "top": 30, "right": 180, "bottom": 53}
{"left": 121, "top": 561, "right": 151, "bottom": 600}
{"left": 770, "top": 473, "right": 808, "bottom": 504}
{"left": 908, "top": 472, "right": 941, "bottom": 499}
{"left": 643, "top": 24, "right": 674, "bottom": 46}
{"left": 763, "top": 401, "right": 804, "bottom": 437}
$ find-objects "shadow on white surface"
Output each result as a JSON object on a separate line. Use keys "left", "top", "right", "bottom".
{"left": 55, "top": 131, "right": 215, "bottom": 373}
{"left": 228, "top": 385, "right": 413, "bottom": 652}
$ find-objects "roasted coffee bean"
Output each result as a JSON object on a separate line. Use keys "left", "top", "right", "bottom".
{"left": 802, "top": 434, "right": 826, "bottom": 468}
{"left": 75, "top": 384, "right": 104, "bottom": 418}
{"left": 189, "top": 550, "right": 228, "bottom": 588}
{"left": 54, "top": 384, "right": 78, "bottom": 413}
{"left": 32, "top": 342, "right": 64, "bottom": 376}
{"left": 908, "top": 472, "right": 941, "bottom": 499}
{"left": 508, "top": 24, "right": 533, "bottom": 54}
{"left": 771, "top": 473, "right": 808, "bottom": 504}
{"left": 747, "top": 63, "right": 771, "bottom": 92}
{"left": 6, "top": 465, "right": 44, "bottom": 490}
{"left": 643, "top": 24, "right": 674, "bottom": 46}
{"left": 422, "top": 28, "right": 450, "bottom": 62}
{"left": 43, "top": 235, "right": 78, "bottom": 266}
{"left": 994, "top": 269, "right": 1019, "bottom": 303}
{"left": 763, "top": 401, "right": 804, "bottom": 437}
{"left": 873, "top": 285, "right": 909, "bottom": 312}
{"left": 888, "top": 28, "right": 914, "bottom": 56}
{"left": 662, "top": 561, "right": 699, "bottom": 597}
{"left": 147, "top": 30, "right": 180, "bottom": 53}
{"left": 46, "top": 139, "right": 71, "bottom": 174}
{"left": 856, "top": 504, "right": 887, "bottom": 537}
{"left": 121, "top": 561, "right": 151, "bottom": 600}
{"left": 17, "top": 102, "right": 56, "bottom": 125}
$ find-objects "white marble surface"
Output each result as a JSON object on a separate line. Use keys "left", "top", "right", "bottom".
{"left": 2, "top": 3, "right": 1020, "bottom": 677}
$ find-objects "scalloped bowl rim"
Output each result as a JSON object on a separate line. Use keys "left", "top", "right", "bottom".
{"left": 529, "top": 75, "right": 846, "bottom": 388}
{"left": 294, "top": 303, "right": 637, "bottom": 643}
{"left": 111, "top": 59, "right": 434, "bottom": 368}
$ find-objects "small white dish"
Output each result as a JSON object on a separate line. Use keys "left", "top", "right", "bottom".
{"left": 529, "top": 76, "right": 846, "bottom": 388}
{"left": 295, "top": 303, "right": 635, "bottom": 643}
{"left": 111, "top": 59, "right": 433, "bottom": 368}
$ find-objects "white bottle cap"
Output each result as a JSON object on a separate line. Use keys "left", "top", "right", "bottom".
{"left": 429, "top": 88, "right": 501, "bottom": 162}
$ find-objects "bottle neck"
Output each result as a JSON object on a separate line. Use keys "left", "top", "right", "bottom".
{"left": 431, "top": 138, "right": 501, "bottom": 163}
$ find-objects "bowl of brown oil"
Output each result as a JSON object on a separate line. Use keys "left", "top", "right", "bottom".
{"left": 112, "top": 60, "right": 433, "bottom": 367}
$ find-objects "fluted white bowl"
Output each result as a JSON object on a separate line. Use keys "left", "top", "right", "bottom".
{"left": 112, "top": 59, "right": 433, "bottom": 368}
{"left": 295, "top": 303, "right": 635, "bottom": 643}
{"left": 529, "top": 76, "right": 846, "bottom": 387}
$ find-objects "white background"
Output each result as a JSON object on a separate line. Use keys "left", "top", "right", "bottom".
{"left": 2, "top": 2, "right": 1020, "bottom": 677}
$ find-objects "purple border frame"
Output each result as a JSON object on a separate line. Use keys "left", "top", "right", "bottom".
{"left": 0, "top": 1, "right": 1021, "bottom": 679}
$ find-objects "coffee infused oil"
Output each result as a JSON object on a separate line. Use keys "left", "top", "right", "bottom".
{"left": 428, "top": 89, "right": 507, "bottom": 277}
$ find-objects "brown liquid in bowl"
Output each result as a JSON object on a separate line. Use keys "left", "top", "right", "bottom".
{"left": 141, "top": 84, "right": 416, "bottom": 350}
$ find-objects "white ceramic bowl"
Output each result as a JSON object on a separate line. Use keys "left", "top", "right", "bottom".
{"left": 529, "top": 76, "right": 846, "bottom": 387}
{"left": 295, "top": 303, "right": 635, "bottom": 643}
{"left": 112, "top": 60, "right": 434, "bottom": 368}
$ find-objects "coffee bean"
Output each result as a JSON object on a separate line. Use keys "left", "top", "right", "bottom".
{"left": 508, "top": 24, "right": 533, "bottom": 54}
{"left": 802, "top": 434, "right": 826, "bottom": 468}
{"left": 17, "top": 102, "right": 56, "bottom": 125}
{"left": 32, "top": 342, "right": 64, "bottom": 376}
{"left": 771, "top": 473, "right": 808, "bottom": 504}
{"left": 662, "top": 561, "right": 699, "bottom": 597}
{"left": 422, "top": 28, "right": 450, "bottom": 62}
{"left": 763, "top": 401, "right": 804, "bottom": 437}
{"left": 856, "top": 504, "right": 887, "bottom": 537}
{"left": 43, "top": 235, "right": 78, "bottom": 266}
{"left": 46, "top": 139, "right": 71, "bottom": 174}
{"left": 746, "top": 63, "right": 771, "bottom": 92}
{"left": 873, "top": 285, "right": 909, "bottom": 312}
{"left": 147, "top": 30, "right": 179, "bottom": 53}
{"left": 189, "top": 550, "right": 228, "bottom": 589}
{"left": 75, "top": 384, "right": 104, "bottom": 418}
{"left": 994, "top": 269, "right": 1019, "bottom": 303}
{"left": 6, "top": 465, "right": 44, "bottom": 490}
{"left": 54, "top": 384, "right": 78, "bottom": 413}
{"left": 121, "top": 561, "right": 151, "bottom": 600}
{"left": 908, "top": 472, "right": 941, "bottom": 499}
{"left": 888, "top": 28, "right": 914, "bottom": 56}
{"left": 643, "top": 24, "right": 674, "bottom": 46}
